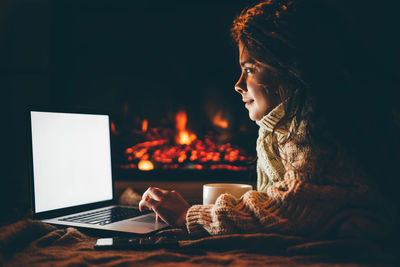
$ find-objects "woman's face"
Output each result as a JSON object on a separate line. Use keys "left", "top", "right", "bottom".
{"left": 235, "top": 43, "right": 280, "bottom": 121}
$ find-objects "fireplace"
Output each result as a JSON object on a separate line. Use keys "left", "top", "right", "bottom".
{"left": 111, "top": 102, "right": 258, "bottom": 182}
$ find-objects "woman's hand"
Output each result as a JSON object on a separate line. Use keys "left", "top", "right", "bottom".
{"left": 139, "top": 187, "right": 190, "bottom": 227}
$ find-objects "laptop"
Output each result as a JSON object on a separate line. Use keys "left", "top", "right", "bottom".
{"left": 27, "top": 107, "right": 168, "bottom": 235}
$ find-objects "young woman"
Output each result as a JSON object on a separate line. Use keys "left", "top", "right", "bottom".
{"left": 139, "top": 0, "right": 398, "bottom": 242}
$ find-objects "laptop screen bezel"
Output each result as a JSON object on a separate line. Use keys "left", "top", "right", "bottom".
{"left": 27, "top": 106, "right": 117, "bottom": 220}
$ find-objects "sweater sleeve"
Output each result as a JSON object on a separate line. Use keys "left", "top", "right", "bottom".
{"left": 186, "top": 136, "right": 395, "bottom": 240}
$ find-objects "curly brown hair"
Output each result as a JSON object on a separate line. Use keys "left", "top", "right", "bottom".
{"left": 232, "top": 0, "right": 308, "bottom": 153}
{"left": 231, "top": 0, "right": 399, "bottom": 200}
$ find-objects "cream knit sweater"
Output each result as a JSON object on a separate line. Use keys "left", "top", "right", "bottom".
{"left": 186, "top": 103, "right": 395, "bottom": 240}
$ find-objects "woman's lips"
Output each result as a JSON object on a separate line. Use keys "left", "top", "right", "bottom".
{"left": 244, "top": 99, "right": 254, "bottom": 108}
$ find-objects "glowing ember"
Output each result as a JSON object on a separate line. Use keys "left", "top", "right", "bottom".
{"left": 213, "top": 111, "right": 229, "bottom": 129}
{"left": 120, "top": 110, "right": 254, "bottom": 171}
{"left": 138, "top": 159, "right": 154, "bottom": 171}
{"left": 123, "top": 137, "right": 253, "bottom": 171}
{"left": 177, "top": 131, "right": 196, "bottom": 145}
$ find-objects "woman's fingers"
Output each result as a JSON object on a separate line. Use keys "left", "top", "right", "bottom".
{"left": 139, "top": 189, "right": 150, "bottom": 212}
{"left": 139, "top": 187, "right": 190, "bottom": 226}
{"left": 139, "top": 187, "right": 163, "bottom": 207}
{"left": 139, "top": 189, "right": 170, "bottom": 224}
{"left": 139, "top": 193, "right": 160, "bottom": 212}
{"left": 147, "top": 187, "right": 166, "bottom": 201}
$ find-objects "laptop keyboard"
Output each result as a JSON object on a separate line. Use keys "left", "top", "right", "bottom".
{"left": 59, "top": 207, "right": 151, "bottom": 226}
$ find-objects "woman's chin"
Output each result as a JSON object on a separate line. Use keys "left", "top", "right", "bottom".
{"left": 248, "top": 111, "right": 260, "bottom": 121}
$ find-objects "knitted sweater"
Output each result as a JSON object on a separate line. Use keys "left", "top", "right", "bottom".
{"left": 186, "top": 103, "right": 395, "bottom": 240}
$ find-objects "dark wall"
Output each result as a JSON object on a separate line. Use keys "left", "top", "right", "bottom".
{"left": 0, "top": 0, "right": 256, "bottom": 224}
{"left": 1, "top": 0, "right": 399, "bottom": 224}
{"left": 1, "top": 0, "right": 52, "bottom": 224}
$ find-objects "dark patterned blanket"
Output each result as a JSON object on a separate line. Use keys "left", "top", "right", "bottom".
{"left": 0, "top": 219, "right": 397, "bottom": 266}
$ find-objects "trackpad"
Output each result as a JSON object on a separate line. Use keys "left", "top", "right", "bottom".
{"left": 133, "top": 214, "right": 158, "bottom": 223}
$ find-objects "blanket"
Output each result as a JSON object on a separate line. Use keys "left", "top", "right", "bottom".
{"left": 0, "top": 220, "right": 398, "bottom": 266}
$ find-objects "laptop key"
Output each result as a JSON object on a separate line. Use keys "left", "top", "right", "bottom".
{"left": 60, "top": 207, "right": 150, "bottom": 225}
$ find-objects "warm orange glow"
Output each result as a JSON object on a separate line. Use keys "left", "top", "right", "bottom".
{"left": 138, "top": 159, "right": 154, "bottom": 171}
{"left": 134, "top": 148, "right": 147, "bottom": 159}
{"left": 142, "top": 119, "right": 148, "bottom": 132}
{"left": 213, "top": 111, "right": 229, "bottom": 129}
{"left": 121, "top": 111, "right": 255, "bottom": 171}
{"left": 194, "top": 164, "right": 203, "bottom": 170}
{"left": 176, "top": 130, "right": 196, "bottom": 145}
{"left": 111, "top": 121, "right": 118, "bottom": 135}
{"left": 175, "top": 110, "right": 197, "bottom": 145}
{"left": 175, "top": 111, "right": 187, "bottom": 131}
{"left": 177, "top": 152, "right": 187, "bottom": 163}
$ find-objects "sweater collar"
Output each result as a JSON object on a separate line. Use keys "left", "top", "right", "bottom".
{"left": 256, "top": 102, "right": 286, "bottom": 133}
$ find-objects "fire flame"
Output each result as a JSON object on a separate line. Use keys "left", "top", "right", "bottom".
{"left": 142, "top": 119, "right": 148, "bottom": 133}
{"left": 138, "top": 159, "right": 154, "bottom": 171}
{"left": 175, "top": 110, "right": 187, "bottom": 132}
{"left": 110, "top": 121, "right": 118, "bottom": 135}
{"left": 213, "top": 111, "right": 229, "bottom": 129}
{"left": 175, "top": 110, "right": 196, "bottom": 145}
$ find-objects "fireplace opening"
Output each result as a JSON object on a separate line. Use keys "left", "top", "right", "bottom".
{"left": 119, "top": 109, "right": 254, "bottom": 170}
{"left": 111, "top": 100, "right": 258, "bottom": 181}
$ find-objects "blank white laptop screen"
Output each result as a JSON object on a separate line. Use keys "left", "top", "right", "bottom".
{"left": 30, "top": 111, "right": 113, "bottom": 213}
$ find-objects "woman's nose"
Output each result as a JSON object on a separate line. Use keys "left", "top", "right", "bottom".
{"left": 235, "top": 73, "right": 247, "bottom": 94}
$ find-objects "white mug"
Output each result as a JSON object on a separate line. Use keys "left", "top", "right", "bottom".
{"left": 203, "top": 183, "right": 253, "bottom": 205}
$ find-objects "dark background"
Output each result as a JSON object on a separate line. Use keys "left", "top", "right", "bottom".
{"left": 1, "top": 0, "right": 399, "bottom": 224}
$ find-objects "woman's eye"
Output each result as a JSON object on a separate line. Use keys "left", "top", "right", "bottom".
{"left": 244, "top": 68, "right": 255, "bottom": 74}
